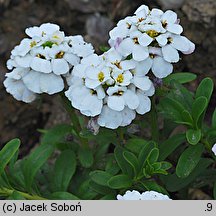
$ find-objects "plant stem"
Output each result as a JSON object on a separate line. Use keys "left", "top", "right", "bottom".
{"left": 117, "top": 128, "right": 125, "bottom": 145}
{"left": 59, "top": 92, "right": 88, "bottom": 148}
{"left": 0, "top": 188, "right": 46, "bottom": 200}
{"left": 150, "top": 96, "right": 159, "bottom": 142}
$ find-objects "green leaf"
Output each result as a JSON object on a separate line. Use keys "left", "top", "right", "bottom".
{"left": 89, "top": 181, "right": 115, "bottom": 195}
{"left": 100, "top": 194, "right": 116, "bottom": 200}
{"left": 0, "top": 139, "right": 21, "bottom": 176}
{"left": 53, "top": 150, "right": 76, "bottom": 192}
{"left": 7, "top": 191, "right": 26, "bottom": 200}
{"left": 78, "top": 147, "right": 93, "bottom": 168}
{"left": 164, "top": 72, "right": 197, "bottom": 84}
{"left": 138, "top": 141, "right": 155, "bottom": 168}
{"left": 147, "top": 148, "right": 159, "bottom": 164}
{"left": 105, "top": 156, "right": 120, "bottom": 176}
{"left": 159, "top": 134, "right": 186, "bottom": 160}
{"left": 214, "top": 182, "right": 216, "bottom": 199}
{"left": 186, "top": 129, "right": 201, "bottom": 145}
{"left": 123, "top": 151, "right": 140, "bottom": 177}
{"left": 139, "top": 180, "right": 168, "bottom": 195}
{"left": 163, "top": 158, "right": 212, "bottom": 192}
{"left": 90, "top": 171, "right": 112, "bottom": 186}
{"left": 41, "top": 124, "right": 72, "bottom": 146}
{"left": 108, "top": 174, "right": 132, "bottom": 189}
{"left": 192, "top": 96, "right": 208, "bottom": 128}
{"left": 51, "top": 192, "right": 79, "bottom": 200}
{"left": 125, "top": 138, "right": 149, "bottom": 154}
{"left": 195, "top": 78, "right": 214, "bottom": 102}
{"left": 23, "top": 144, "right": 54, "bottom": 190}
{"left": 212, "top": 109, "right": 216, "bottom": 128}
{"left": 114, "top": 146, "right": 133, "bottom": 177}
{"left": 176, "top": 144, "right": 204, "bottom": 178}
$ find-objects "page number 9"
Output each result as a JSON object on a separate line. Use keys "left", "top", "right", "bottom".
{"left": 206, "top": 203, "right": 212, "bottom": 212}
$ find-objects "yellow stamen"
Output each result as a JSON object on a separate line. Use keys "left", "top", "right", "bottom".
{"left": 150, "top": 54, "right": 155, "bottom": 59}
{"left": 98, "top": 72, "right": 105, "bottom": 82}
{"left": 116, "top": 74, "right": 124, "bottom": 83}
{"left": 138, "top": 17, "right": 145, "bottom": 22}
{"left": 36, "top": 54, "right": 46, "bottom": 59}
{"left": 114, "top": 61, "right": 122, "bottom": 69}
{"left": 55, "top": 51, "right": 65, "bottom": 59}
{"left": 146, "top": 30, "right": 159, "bottom": 38}
{"left": 133, "top": 37, "right": 139, "bottom": 44}
{"left": 30, "top": 41, "right": 37, "bottom": 48}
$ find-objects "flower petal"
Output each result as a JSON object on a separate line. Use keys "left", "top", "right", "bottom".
{"left": 133, "top": 76, "right": 152, "bottom": 91}
{"left": 123, "top": 90, "right": 139, "bottom": 110}
{"left": 136, "top": 91, "right": 151, "bottom": 115}
{"left": 152, "top": 57, "right": 173, "bottom": 78}
{"left": 138, "top": 33, "right": 153, "bottom": 47}
{"left": 162, "top": 45, "right": 179, "bottom": 63}
{"left": 98, "top": 106, "right": 123, "bottom": 129}
{"left": 107, "top": 96, "right": 125, "bottom": 111}
{"left": 117, "top": 38, "right": 134, "bottom": 57}
{"left": 51, "top": 59, "right": 69, "bottom": 75}
{"left": 132, "top": 45, "right": 149, "bottom": 62}
{"left": 30, "top": 57, "right": 52, "bottom": 73}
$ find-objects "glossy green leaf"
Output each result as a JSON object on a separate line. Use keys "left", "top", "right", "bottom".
{"left": 138, "top": 141, "right": 155, "bottom": 168}
{"left": 89, "top": 181, "right": 115, "bottom": 195}
{"left": 163, "top": 158, "right": 212, "bottom": 192}
{"left": 212, "top": 109, "right": 216, "bottom": 128}
{"left": 108, "top": 174, "right": 132, "bottom": 189}
{"left": 90, "top": 171, "right": 112, "bottom": 186}
{"left": 41, "top": 124, "right": 72, "bottom": 146}
{"left": 105, "top": 156, "right": 120, "bottom": 176}
{"left": 195, "top": 78, "right": 214, "bottom": 102}
{"left": 23, "top": 144, "right": 54, "bottom": 190}
{"left": 125, "top": 138, "right": 149, "bottom": 154}
{"left": 123, "top": 151, "right": 140, "bottom": 177}
{"left": 159, "top": 133, "right": 186, "bottom": 160}
{"left": 192, "top": 96, "right": 208, "bottom": 128}
{"left": 214, "top": 182, "right": 216, "bottom": 199}
{"left": 78, "top": 147, "right": 93, "bottom": 168}
{"left": 51, "top": 192, "right": 79, "bottom": 200}
{"left": 164, "top": 72, "right": 197, "bottom": 84}
{"left": 114, "top": 147, "right": 133, "bottom": 177}
{"left": 0, "top": 139, "right": 21, "bottom": 176}
{"left": 176, "top": 144, "right": 204, "bottom": 178}
{"left": 186, "top": 129, "right": 201, "bottom": 145}
{"left": 147, "top": 148, "right": 159, "bottom": 164}
{"left": 53, "top": 150, "right": 76, "bottom": 192}
{"left": 139, "top": 180, "right": 168, "bottom": 195}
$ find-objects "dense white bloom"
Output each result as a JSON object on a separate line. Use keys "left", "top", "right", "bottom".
{"left": 117, "top": 190, "right": 171, "bottom": 200}
{"left": 66, "top": 48, "right": 154, "bottom": 129}
{"left": 109, "top": 4, "right": 195, "bottom": 78}
{"left": 212, "top": 144, "right": 216, "bottom": 156}
{"left": 4, "top": 23, "right": 94, "bottom": 103}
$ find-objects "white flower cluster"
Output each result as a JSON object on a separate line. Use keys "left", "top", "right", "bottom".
{"left": 65, "top": 48, "right": 155, "bottom": 129}
{"left": 109, "top": 5, "right": 195, "bottom": 78}
{"left": 4, "top": 23, "right": 94, "bottom": 103}
{"left": 4, "top": 5, "right": 195, "bottom": 129}
{"left": 117, "top": 190, "right": 171, "bottom": 200}
{"left": 212, "top": 144, "right": 216, "bottom": 156}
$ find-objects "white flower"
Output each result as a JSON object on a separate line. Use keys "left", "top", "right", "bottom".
{"left": 65, "top": 76, "right": 104, "bottom": 117}
{"left": 141, "top": 191, "right": 171, "bottom": 200}
{"left": 4, "top": 23, "right": 94, "bottom": 103}
{"left": 161, "top": 10, "right": 183, "bottom": 34}
{"left": 117, "top": 190, "right": 171, "bottom": 200}
{"left": 117, "top": 190, "right": 142, "bottom": 200}
{"left": 109, "top": 4, "right": 195, "bottom": 79}
{"left": 212, "top": 144, "right": 216, "bottom": 156}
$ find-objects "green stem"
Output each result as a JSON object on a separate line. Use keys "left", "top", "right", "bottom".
{"left": 60, "top": 92, "right": 88, "bottom": 148}
{"left": 150, "top": 96, "right": 159, "bottom": 142}
{"left": 117, "top": 128, "right": 125, "bottom": 145}
{"left": 0, "top": 188, "right": 46, "bottom": 200}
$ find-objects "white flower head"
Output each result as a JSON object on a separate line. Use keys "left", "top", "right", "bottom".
{"left": 109, "top": 4, "right": 195, "bottom": 79}
{"left": 117, "top": 190, "right": 171, "bottom": 200}
{"left": 4, "top": 23, "right": 94, "bottom": 103}
{"left": 66, "top": 48, "right": 154, "bottom": 129}
{"left": 212, "top": 144, "right": 216, "bottom": 156}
